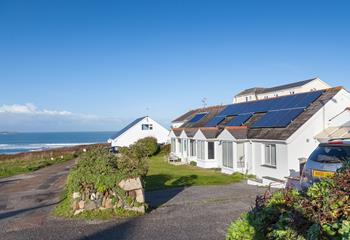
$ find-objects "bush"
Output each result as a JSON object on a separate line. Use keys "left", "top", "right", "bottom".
{"left": 55, "top": 145, "right": 149, "bottom": 218}
{"left": 135, "top": 137, "right": 159, "bottom": 156}
{"left": 190, "top": 161, "right": 197, "bottom": 166}
{"left": 160, "top": 144, "right": 170, "bottom": 155}
{"left": 226, "top": 167, "right": 350, "bottom": 240}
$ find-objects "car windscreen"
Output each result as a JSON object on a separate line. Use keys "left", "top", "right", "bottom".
{"left": 309, "top": 146, "right": 350, "bottom": 163}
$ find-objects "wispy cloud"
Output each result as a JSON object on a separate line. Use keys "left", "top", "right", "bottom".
{"left": 0, "top": 103, "right": 72, "bottom": 116}
{"left": 0, "top": 103, "right": 130, "bottom": 132}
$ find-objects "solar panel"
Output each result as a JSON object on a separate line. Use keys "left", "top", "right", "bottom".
{"left": 188, "top": 112, "right": 207, "bottom": 123}
{"left": 205, "top": 116, "right": 225, "bottom": 127}
{"left": 252, "top": 108, "right": 305, "bottom": 128}
{"left": 219, "top": 90, "right": 323, "bottom": 117}
{"left": 226, "top": 113, "right": 253, "bottom": 126}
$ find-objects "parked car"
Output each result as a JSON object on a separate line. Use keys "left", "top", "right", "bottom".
{"left": 300, "top": 139, "right": 350, "bottom": 189}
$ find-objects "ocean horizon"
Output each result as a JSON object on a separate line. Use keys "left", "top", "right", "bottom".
{"left": 0, "top": 131, "right": 117, "bottom": 154}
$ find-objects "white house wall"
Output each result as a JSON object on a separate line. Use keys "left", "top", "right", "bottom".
{"left": 234, "top": 78, "right": 331, "bottom": 103}
{"left": 287, "top": 89, "right": 350, "bottom": 173}
{"left": 252, "top": 141, "right": 288, "bottom": 179}
{"left": 112, "top": 117, "right": 169, "bottom": 147}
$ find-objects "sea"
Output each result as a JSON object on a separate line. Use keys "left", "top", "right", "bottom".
{"left": 0, "top": 132, "right": 117, "bottom": 154}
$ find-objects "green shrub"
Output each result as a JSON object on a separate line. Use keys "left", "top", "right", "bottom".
{"left": 135, "top": 137, "right": 159, "bottom": 156}
{"left": 190, "top": 161, "right": 197, "bottom": 166}
{"left": 160, "top": 144, "right": 170, "bottom": 155}
{"left": 226, "top": 167, "right": 350, "bottom": 240}
{"left": 118, "top": 142, "right": 149, "bottom": 177}
{"left": 55, "top": 145, "right": 149, "bottom": 218}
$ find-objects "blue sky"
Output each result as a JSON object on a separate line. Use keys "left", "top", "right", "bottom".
{"left": 0, "top": 0, "right": 349, "bottom": 132}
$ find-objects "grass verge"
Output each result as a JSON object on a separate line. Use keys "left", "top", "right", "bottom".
{"left": 145, "top": 154, "right": 254, "bottom": 191}
{"left": 0, "top": 154, "right": 76, "bottom": 178}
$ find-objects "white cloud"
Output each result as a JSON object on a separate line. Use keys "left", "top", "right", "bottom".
{"left": 0, "top": 103, "right": 72, "bottom": 116}
{"left": 0, "top": 103, "right": 128, "bottom": 131}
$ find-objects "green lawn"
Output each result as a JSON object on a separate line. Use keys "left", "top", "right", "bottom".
{"left": 144, "top": 154, "right": 250, "bottom": 191}
{"left": 0, "top": 154, "right": 76, "bottom": 178}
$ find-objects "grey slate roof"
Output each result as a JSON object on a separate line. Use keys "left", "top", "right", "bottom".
{"left": 235, "top": 78, "right": 317, "bottom": 97}
{"left": 112, "top": 116, "right": 146, "bottom": 139}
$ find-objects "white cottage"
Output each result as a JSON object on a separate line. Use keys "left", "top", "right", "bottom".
{"left": 110, "top": 116, "right": 169, "bottom": 148}
{"left": 170, "top": 83, "right": 350, "bottom": 186}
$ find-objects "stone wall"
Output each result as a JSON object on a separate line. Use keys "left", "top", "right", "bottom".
{"left": 72, "top": 177, "right": 145, "bottom": 215}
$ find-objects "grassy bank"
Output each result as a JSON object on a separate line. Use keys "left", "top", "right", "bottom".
{"left": 145, "top": 154, "right": 252, "bottom": 191}
{"left": 0, "top": 144, "right": 108, "bottom": 178}
{"left": 0, "top": 153, "right": 76, "bottom": 177}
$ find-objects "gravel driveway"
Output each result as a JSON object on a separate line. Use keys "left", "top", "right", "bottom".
{"left": 0, "top": 161, "right": 266, "bottom": 240}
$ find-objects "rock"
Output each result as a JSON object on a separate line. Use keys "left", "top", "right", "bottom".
{"left": 85, "top": 200, "right": 97, "bottom": 210}
{"left": 101, "top": 196, "right": 106, "bottom": 207}
{"left": 96, "top": 197, "right": 103, "bottom": 208}
{"left": 118, "top": 177, "right": 142, "bottom": 191}
{"left": 72, "top": 192, "right": 81, "bottom": 199}
{"left": 125, "top": 206, "right": 145, "bottom": 214}
{"left": 78, "top": 200, "right": 85, "bottom": 209}
{"left": 96, "top": 192, "right": 103, "bottom": 200}
{"left": 74, "top": 209, "right": 84, "bottom": 215}
{"left": 116, "top": 199, "right": 123, "bottom": 208}
{"left": 71, "top": 200, "right": 79, "bottom": 210}
{"left": 135, "top": 189, "right": 145, "bottom": 203}
{"left": 128, "top": 190, "right": 137, "bottom": 198}
{"left": 104, "top": 198, "right": 113, "bottom": 209}
{"left": 90, "top": 193, "right": 96, "bottom": 201}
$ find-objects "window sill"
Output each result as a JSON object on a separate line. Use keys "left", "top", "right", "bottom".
{"left": 261, "top": 164, "right": 277, "bottom": 169}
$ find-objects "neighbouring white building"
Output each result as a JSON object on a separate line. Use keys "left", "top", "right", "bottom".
{"left": 109, "top": 116, "right": 169, "bottom": 148}
{"left": 233, "top": 77, "right": 331, "bottom": 103}
{"left": 170, "top": 79, "right": 350, "bottom": 187}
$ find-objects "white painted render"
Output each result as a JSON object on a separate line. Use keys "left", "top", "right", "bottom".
{"left": 233, "top": 78, "right": 331, "bottom": 103}
{"left": 111, "top": 116, "right": 169, "bottom": 147}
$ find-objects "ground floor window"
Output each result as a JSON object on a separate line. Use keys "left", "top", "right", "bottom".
{"left": 183, "top": 139, "right": 187, "bottom": 153}
{"left": 237, "top": 143, "right": 245, "bottom": 169}
{"left": 190, "top": 140, "right": 196, "bottom": 156}
{"left": 197, "top": 140, "right": 205, "bottom": 160}
{"left": 171, "top": 138, "right": 176, "bottom": 152}
{"left": 264, "top": 144, "right": 277, "bottom": 167}
{"left": 222, "top": 141, "right": 233, "bottom": 168}
{"left": 208, "top": 142, "right": 215, "bottom": 159}
{"left": 178, "top": 139, "right": 181, "bottom": 153}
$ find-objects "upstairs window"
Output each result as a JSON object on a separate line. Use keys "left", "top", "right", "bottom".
{"left": 142, "top": 124, "right": 153, "bottom": 130}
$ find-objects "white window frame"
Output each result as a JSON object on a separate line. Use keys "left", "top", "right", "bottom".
{"left": 141, "top": 124, "right": 153, "bottom": 130}
{"left": 263, "top": 144, "right": 277, "bottom": 167}
{"left": 222, "top": 141, "right": 233, "bottom": 168}
{"left": 171, "top": 138, "right": 176, "bottom": 153}
{"left": 190, "top": 139, "right": 196, "bottom": 157}
{"left": 207, "top": 141, "right": 215, "bottom": 160}
{"left": 197, "top": 140, "right": 205, "bottom": 160}
{"left": 237, "top": 143, "right": 245, "bottom": 169}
